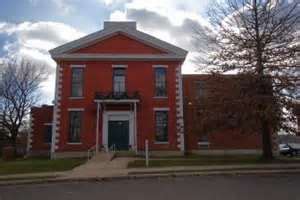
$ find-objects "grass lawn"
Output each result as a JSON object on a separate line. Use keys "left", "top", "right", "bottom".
{"left": 0, "top": 157, "right": 85, "bottom": 175}
{"left": 127, "top": 155, "right": 300, "bottom": 168}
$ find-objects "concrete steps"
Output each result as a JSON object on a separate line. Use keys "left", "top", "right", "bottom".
{"left": 90, "top": 152, "right": 115, "bottom": 163}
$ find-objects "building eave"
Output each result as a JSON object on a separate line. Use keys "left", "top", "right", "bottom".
{"left": 51, "top": 53, "right": 186, "bottom": 61}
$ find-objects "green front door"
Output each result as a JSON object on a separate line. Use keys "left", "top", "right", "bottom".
{"left": 108, "top": 120, "right": 129, "bottom": 150}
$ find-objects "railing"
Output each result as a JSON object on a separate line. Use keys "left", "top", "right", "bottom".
{"left": 95, "top": 91, "right": 140, "bottom": 100}
{"left": 87, "top": 145, "right": 96, "bottom": 160}
{"left": 109, "top": 144, "right": 116, "bottom": 153}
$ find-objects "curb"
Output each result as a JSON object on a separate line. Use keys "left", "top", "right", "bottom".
{"left": 128, "top": 166, "right": 300, "bottom": 175}
{"left": 1, "top": 168, "right": 300, "bottom": 186}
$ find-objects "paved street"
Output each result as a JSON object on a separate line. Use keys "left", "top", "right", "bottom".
{"left": 0, "top": 174, "right": 299, "bottom": 200}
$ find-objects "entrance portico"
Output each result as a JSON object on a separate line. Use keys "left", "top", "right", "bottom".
{"left": 94, "top": 91, "right": 139, "bottom": 153}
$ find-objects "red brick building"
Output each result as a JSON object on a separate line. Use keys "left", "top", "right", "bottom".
{"left": 28, "top": 22, "right": 187, "bottom": 158}
{"left": 183, "top": 75, "right": 264, "bottom": 155}
{"left": 28, "top": 22, "right": 279, "bottom": 158}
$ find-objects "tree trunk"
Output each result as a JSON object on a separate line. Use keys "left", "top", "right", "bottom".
{"left": 261, "top": 118, "right": 273, "bottom": 160}
{"left": 9, "top": 130, "right": 18, "bottom": 156}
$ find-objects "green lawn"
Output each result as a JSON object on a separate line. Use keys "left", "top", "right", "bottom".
{"left": 128, "top": 155, "right": 300, "bottom": 168}
{"left": 0, "top": 157, "right": 85, "bottom": 175}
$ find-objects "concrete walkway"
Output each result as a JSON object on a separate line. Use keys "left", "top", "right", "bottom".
{"left": 60, "top": 153, "right": 135, "bottom": 179}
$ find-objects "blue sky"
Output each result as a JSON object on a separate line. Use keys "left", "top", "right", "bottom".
{"left": 0, "top": 0, "right": 211, "bottom": 103}
{"left": 0, "top": 0, "right": 112, "bottom": 31}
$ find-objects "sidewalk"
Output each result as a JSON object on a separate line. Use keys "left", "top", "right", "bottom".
{"left": 1, "top": 158, "right": 300, "bottom": 185}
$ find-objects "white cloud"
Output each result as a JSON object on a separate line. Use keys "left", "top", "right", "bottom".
{"left": 101, "top": 0, "right": 129, "bottom": 6}
{"left": 107, "top": 0, "right": 212, "bottom": 73}
{"left": 0, "top": 21, "right": 84, "bottom": 103}
{"left": 110, "top": 10, "right": 127, "bottom": 21}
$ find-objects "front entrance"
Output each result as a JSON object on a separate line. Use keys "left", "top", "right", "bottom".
{"left": 108, "top": 120, "right": 129, "bottom": 150}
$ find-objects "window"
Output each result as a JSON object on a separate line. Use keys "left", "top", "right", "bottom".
{"left": 155, "top": 111, "right": 168, "bottom": 142}
{"left": 155, "top": 68, "right": 167, "bottom": 97}
{"left": 195, "top": 80, "right": 204, "bottom": 98}
{"left": 68, "top": 111, "right": 82, "bottom": 143}
{"left": 71, "top": 68, "right": 84, "bottom": 97}
{"left": 44, "top": 124, "right": 52, "bottom": 143}
{"left": 113, "top": 68, "right": 126, "bottom": 95}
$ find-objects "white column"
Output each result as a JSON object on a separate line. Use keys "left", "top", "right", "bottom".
{"left": 95, "top": 102, "right": 100, "bottom": 154}
{"left": 134, "top": 102, "right": 137, "bottom": 153}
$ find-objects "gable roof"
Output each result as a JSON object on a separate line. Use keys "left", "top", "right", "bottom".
{"left": 49, "top": 21, "right": 188, "bottom": 61}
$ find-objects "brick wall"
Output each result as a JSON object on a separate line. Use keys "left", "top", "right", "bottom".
{"left": 28, "top": 105, "right": 53, "bottom": 155}
{"left": 183, "top": 75, "right": 263, "bottom": 151}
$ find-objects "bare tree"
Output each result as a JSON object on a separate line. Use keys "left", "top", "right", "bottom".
{"left": 194, "top": 0, "right": 299, "bottom": 159}
{"left": 0, "top": 59, "right": 47, "bottom": 148}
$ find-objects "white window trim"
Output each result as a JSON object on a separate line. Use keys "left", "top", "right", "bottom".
{"left": 70, "top": 64, "right": 86, "bottom": 68}
{"left": 153, "top": 96, "right": 168, "bottom": 99}
{"left": 67, "top": 142, "right": 82, "bottom": 145}
{"left": 152, "top": 65, "right": 168, "bottom": 68}
{"left": 68, "top": 108, "right": 84, "bottom": 111}
{"left": 69, "top": 96, "right": 84, "bottom": 100}
{"left": 154, "top": 141, "right": 169, "bottom": 144}
{"left": 112, "top": 64, "right": 128, "bottom": 68}
{"left": 153, "top": 107, "right": 170, "bottom": 111}
{"left": 44, "top": 123, "right": 53, "bottom": 126}
{"left": 198, "top": 141, "right": 210, "bottom": 145}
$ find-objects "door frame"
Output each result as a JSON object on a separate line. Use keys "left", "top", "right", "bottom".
{"left": 102, "top": 111, "right": 134, "bottom": 151}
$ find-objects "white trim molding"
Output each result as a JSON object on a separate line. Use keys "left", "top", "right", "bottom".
{"left": 68, "top": 108, "right": 85, "bottom": 111}
{"left": 44, "top": 123, "right": 53, "bottom": 126}
{"left": 51, "top": 64, "right": 63, "bottom": 159}
{"left": 26, "top": 113, "right": 34, "bottom": 155}
{"left": 69, "top": 97, "right": 84, "bottom": 100}
{"left": 153, "top": 107, "right": 170, "bottom": 111}
{"left": 175, "top": 64, "right": 185, "bottom": 152}
{"left": 112, "top": 64, "right": 128, "bottom": 68}
{"left": 153, "top": 96, "right": 168, "bottom": 99}
{"left": 152, "top": 65, "right": 168, "bottom": 68}
{"left": 52, "top": 54, "right": 185, "bottom": 61}
{"left": 70, "top": 64, "right": 86, "bottom": 68}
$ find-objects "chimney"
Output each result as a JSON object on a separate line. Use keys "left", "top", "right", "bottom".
{"left": 103, "top": 21, "right": 137, "bottom": 30}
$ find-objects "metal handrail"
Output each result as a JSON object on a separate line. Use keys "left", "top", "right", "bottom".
{"left": 87, "top": 145, "right": 96, "bottom": 160}
{"left": 109, "top": 144, "right": 116, "bottom": 152}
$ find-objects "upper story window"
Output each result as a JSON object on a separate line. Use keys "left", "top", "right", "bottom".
{"left": 68, "top": 111, "right": 82, "bottom": 143}
{"left": 113, "top": 68, "right": 126, "bottom": 95}
{"left": 154, "top": 67, "right": 167, "bottom": 97}
{"left": 71, "top": 67, "right": 84, "bottom": 97}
